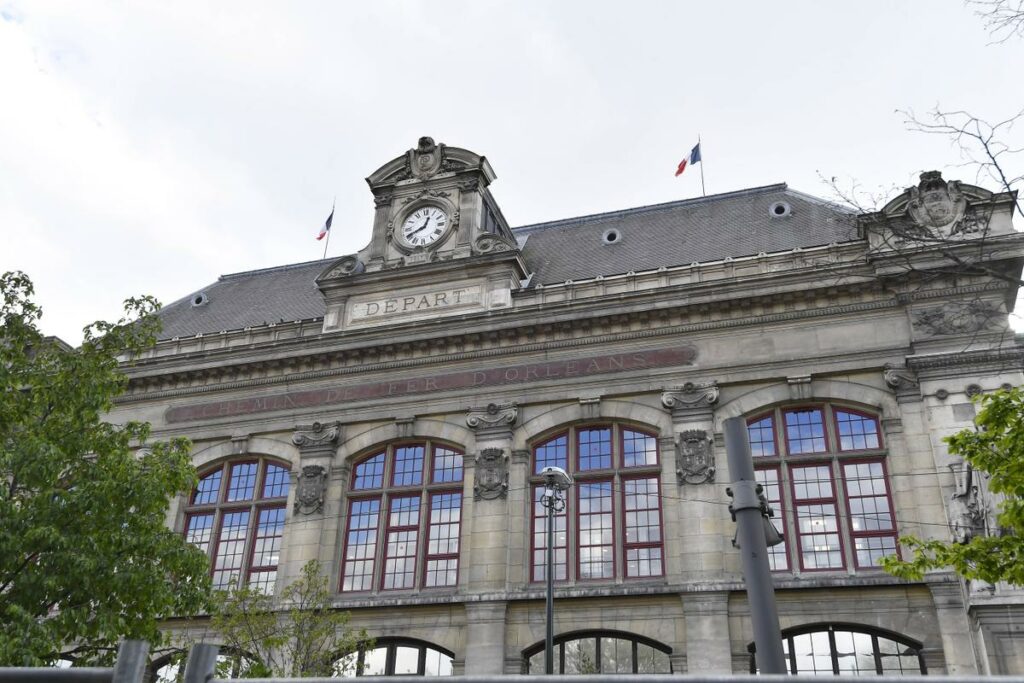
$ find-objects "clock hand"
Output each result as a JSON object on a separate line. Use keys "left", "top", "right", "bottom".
{"left": 410, "top": 216, "right": 433, "bottom": 236}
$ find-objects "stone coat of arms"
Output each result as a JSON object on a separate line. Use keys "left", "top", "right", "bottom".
{"left": 474, "top": 448, "right": 509, "bottom": 500}
{"left": 676, "top": 429, "right": 715, "bottom": 485}
{"left": 294, "top": 465, "right": 326, "bottom": 515}
{"left": 907, "top": 171, "right": 967, "bottom": 232}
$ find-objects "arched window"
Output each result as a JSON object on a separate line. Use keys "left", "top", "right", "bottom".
{"left": 341, "top": 440, "right": 464, "bottom": 592}
{"left": 333, "top": 639, "right": 454, "bottom": 677}
{"left": 522, "top": 631, "right": 672, "bottom": 674}
{"left": 531, "top": 424, "right": 663, "bottom": 582}
{"left": 747, "top": 404, "right": 898, "bottom": 572}
{"left": 183, "top": 458, "right": 290, "bottom": 593}
{"left": 748, "top": 623, "right": 927, "bottom": 675}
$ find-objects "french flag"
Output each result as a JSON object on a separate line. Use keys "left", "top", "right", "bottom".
{"left": 316, "top": 207, "right": 334, "bottom": 241}
{"left": 675, "top": 142, "right": 702, "bottom": 177}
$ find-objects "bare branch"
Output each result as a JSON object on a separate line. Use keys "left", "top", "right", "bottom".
{"left": 969, "top": 0, "right": 1024, "bottom": 42}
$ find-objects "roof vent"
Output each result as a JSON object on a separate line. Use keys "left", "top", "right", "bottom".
{"left": 602, "top": 228, "right": 622, "bottom": 245}
{"left": 191, "top": 292, "right": 210, "bottom": 307}
{"left": 769, "top": 201, "right": 792, "bottom": 218}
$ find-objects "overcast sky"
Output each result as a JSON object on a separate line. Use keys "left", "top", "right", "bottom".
{"left": 3, "top": 1, "right": 1023, "bottom": 344}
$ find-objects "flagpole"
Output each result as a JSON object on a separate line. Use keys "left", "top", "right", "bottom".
{"left": 321, "top": 197, "right": 335, "bottom": 260}
{"left": 698, "top": 135, "right": 706, "bottom": 197}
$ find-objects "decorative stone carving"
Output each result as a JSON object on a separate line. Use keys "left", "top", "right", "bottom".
{"left": 466, "top": 402, "right": 518, "bottom": 430}
{"left": 911, "top": 301, "right": 1002, "bottom": 337}
{"left": 884, "top": 363, "right": 919, "bottom": 392}
{"left": 661, "top": 381, "right": 719, "bottom": 414}
{"left": 323, "top": 255, "right": 365, "bottom": 279}
{"left": 907, "top": 171, "right": 967, "bottom": 232}
{"left": 457, "top": 177, "right": 479, "bottom": 192}
{"left": 411, "top": 136, "right": 442, "bottom": 179}
{"left": 949, "top": 461, "right": 985, "bottom": 543}
{"left": 474, "top": 448, "right": 509, "bottom": 501}
{"left": 291, "top": 421, "right": 341, "bottom": 456}
{"left": 473, "top": 233, "right": 517, "bottom": 255}
{"left": 294, "top": 465, "right": 326, "bottom": 515}
{"left": 965, "top": 383, "right": 983, "bottom": 398}
{"left": 676, "top": 429, "right": 715, "bottom": 485}
{"left": 373, "top": 192, "right": 393, "bottom": 208}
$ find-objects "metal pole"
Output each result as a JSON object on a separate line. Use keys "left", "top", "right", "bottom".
{"left": 111, "top": 640, "right": 149, "bottom": 683}
{"left": 723, "top": 416, "right": 787, "bottom": 674}
{"left": 545, "top": 497, "right": 555, "bottom": 674}
{"left": 182, "top": 643, "right": 220, "bottom": 683}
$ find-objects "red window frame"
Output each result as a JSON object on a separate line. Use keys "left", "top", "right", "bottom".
{"left": 576, "top": 424, "right": 614, "bottom": 472}
{"left": 340, "top": 440, "right": 464, "bottom": 593}
{"left": 789, "top": 463, "right": 845, "bottom": 572}
{"left": 832, "top": 408, "right": 884, "bottom": 453}
{"left": 753, "top": 466, "right": 789, "bottom": 572}
{"left": 246, "top": 504, "right": 286, "bottom": 592}
{"left": 782, "top": 406, "right": 829, "bottom": 456}
{"left": 746, "top": 412, "right": 778, "bottom": 458}
{"left": 620, "top": 475, "right": 665, "bottom": 578}
{"left": 576, "top": 478, "right": 615, "bottom": 581}
{"left": 381, "top": 495, "right": 421, "bottom": 590}
{"left": 841, "top": 458, "right": 900, "bottom": 569}
{"left": 529, "top": 423, "right": 663, "bottom": 584}
{"left": 423, "top": 491, "right": 462, "bottom": 588}
{"left": 531, "top": 484, "right": 568, "bottom": 583}
{"left": 184, "top": 458, "right": 290, "bottom": 593}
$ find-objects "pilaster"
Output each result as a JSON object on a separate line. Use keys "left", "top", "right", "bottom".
{"left": 463, "top": 601, "right": 509, "bottom": 675}
{"left": 682, "top": 591, "right": 732, "bottom": 674}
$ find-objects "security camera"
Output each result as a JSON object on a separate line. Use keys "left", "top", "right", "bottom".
{"left": 539, "top": 466, "right": 573, "bottom": 490}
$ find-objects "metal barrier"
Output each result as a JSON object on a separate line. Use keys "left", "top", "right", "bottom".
{"left": 0, "top": 641, "right": 148, "bottom": 683}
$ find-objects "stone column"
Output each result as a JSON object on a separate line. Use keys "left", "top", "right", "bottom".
{"left": 681, "top": 591, "right": 732, "bottom": 674}
{"left": 463, "top": 601, "right": 509, "bottom": 675}
{"left": 465, "top": 402, "right": 516, "bottom": 592}
{"left": 661, "top": 382, "right": 724, "bottom": 578}
{"left": 286, "top": 422, "right": 340, "bottom": 583}
{"left": 927, "top": 579, "right": 980, "bottom": 675}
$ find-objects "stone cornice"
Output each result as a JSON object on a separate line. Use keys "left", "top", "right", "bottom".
{"left": 118, "top": 280, "right": 1010, "bottom": 404}
{"left": 906, "top": 345, "right": 1024, "bottom": 375}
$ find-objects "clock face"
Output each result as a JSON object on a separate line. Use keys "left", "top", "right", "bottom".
{"left": 401, "top": 206, "right": 449, "bottom": 247}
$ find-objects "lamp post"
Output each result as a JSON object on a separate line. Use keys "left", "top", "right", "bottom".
{"left": 539, "top": 466, "right": 573, "bottom": 675}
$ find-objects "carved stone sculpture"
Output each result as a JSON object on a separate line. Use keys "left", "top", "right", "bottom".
{"left": 907, "top": 171, "right": 967, "bottom": 232}
{"left": 294, "top": 465, "right": 326, "bottom": 515}
{"left": 292, "top": 421, "right": 341, "bottom": 450}
{"left": 911, "top": 301, "right": 1001, "bottom": 337}
{"left": 473, "top": 233, "right": 517, "bottom": 255}
{"left": 466, "top": 402, "right": 518, "bottom": 430}
{"left": 676, "top": 429, "right": 715, "bottom": 485}
{"left": 474, "top": 448, "right": 509, "bottom": 501}
{"left": 661, "top": 381, "right": 719, "bottom": 414}
{"left": 949, "top": 461, "right": 985, "bottom": 543}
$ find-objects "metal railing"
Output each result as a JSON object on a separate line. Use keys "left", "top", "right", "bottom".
{"left": 0, "top": 640, "right": 148, "bottom": 683}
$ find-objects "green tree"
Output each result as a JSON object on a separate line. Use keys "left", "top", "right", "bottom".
{"left": 0, "top": 271, "right": 211, "bottom": 665}
{"left": 209, "top": 560, "right": 368, "bottom": 677}
{"left": 882, "top": 387, "right": 1024, "bottom": 585}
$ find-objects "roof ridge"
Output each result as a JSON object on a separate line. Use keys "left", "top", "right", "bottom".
{"left": 511, "top": 183, "right": 789, "bottom": 234}
{"left": 219, "top": 257, "right": 332, "bottom": 281}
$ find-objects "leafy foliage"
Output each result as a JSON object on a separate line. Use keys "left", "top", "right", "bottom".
{"left": 210, "top": 560, "right": 368, "bottom": 677}
{"left": 882, "top": 387, "right": 1024, "bottom": 585}
{"left": 0, "top": 271, "right": 211, "bottom": 665}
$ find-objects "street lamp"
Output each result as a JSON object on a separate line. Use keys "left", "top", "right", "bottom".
{"left": 539, "top": 465, "right": 573, "bottom": 675}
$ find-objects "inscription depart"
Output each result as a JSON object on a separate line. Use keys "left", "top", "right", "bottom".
{"left": 349, "top": 285, "right": 483, "bottom": 324}
{"left": 164, "top": 346, "right": 696, "bottom": 424}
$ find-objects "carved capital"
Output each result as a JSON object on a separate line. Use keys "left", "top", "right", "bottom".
{"left": 662, "top": 381, "right": 719, "bottom": 419}
{"left": 292, "top": 421, "right": 341, "bottom": 456}
{"left": 467, "top": 402, "right": 518, "bottom": 431}
{"left": 294, "top": 465, "right": 326, "bottom": 515}
{"left": 884, "top": 363, "right": 921, "bottom": 402}
{"left": 474, "top": 448, "right": 509, "bottom": 501}
{"left": 675, "top": 429, "right": 715, "bottom": 485}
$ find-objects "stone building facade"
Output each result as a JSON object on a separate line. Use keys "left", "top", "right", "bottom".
{"left": 114, "top": 139, "right": 1024, "bottom": 675}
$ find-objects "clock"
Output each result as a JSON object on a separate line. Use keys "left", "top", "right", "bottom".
{"left": 400, "top": 206, "right": 449, "bottom": 248}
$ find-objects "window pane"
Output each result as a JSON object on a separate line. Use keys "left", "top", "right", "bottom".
{"left": 262, "top": 463, "right": 290, "bottom": 498}
{"left": 212, "top": 510, "right": 250, "bottom": 589}
{"left": 878, "top": 635, "right": 923, "bottom": 675}
{"left": 251, "top": 507, "right": 285, "bottom": 568}
{"left": 532, "top": 485, "right": 567, "bottom": 582}
{"left": 623, "top": 429, "right": 658, "bottom": 467}
{"left": 784, "top": 409, "right": 827, "bottom": 454}
{"left": 792, "top": 465, "right": 833, "bottom": 500}
{"left": 755, "top": 468, "right": 788, "bottom": 571}
{"left": 193, "top": 468, "right": 222, "bottom": 504}
{"left": 600, "top": 637, "right": 633, "bottom": 674}
{"left": 796, "top": 503, "right": 843, "bottom": 569}
{"left": 383, "top": 497, "right": 420, "bottom": 589}
{"left": 791, "top": 631, "right": 835, "bottom": 674}
{"left": 423, "top": 647, "right": 453, "bottom": 676}
{"left": 426, "top": 492, "right": 461, "bottom": 588}
{"left": 623, "top": 478, "right": 663, "bottom": 578}
{"left": 226, "top": 462, "right": 257, "bottom": 501}
{"left": 184, "top": 513, "right": 214, "bottom": 554}
{"left": 834, "top": 629, "right": 877, "bottom": 675}
{"left": 432, "top": 447, "right": 463, "bottom": 483}
{"left": 564, "top": 637, "right": 598, "bottom": 674}
{"left": 342, "top": 498, "right": 379, "bottom": 591}
{"left": 393, "top": 445, "right": 425, "bottom": 487}
{"left": 362, "top": 647, "right": 387, "bottom": 676}
{"left": 836, "top": 410, "right": 881, "bottom": 451}
{"left": 578, "top": 427, "right": 612, "bottom": 470}
{"left": 535, "top": 434, "right": 568, "bottom": 473}
{"left": 248, "top": 570, "right": 277, "bottom": 595}
{"left": 843, "top": 461, "right": 898, "bottom": 568}
{"left": 393, "top": 646, "right": 419, "bottom": 675}
{"left": 747, "top": 416, "right": 777, "bottom": 457}
{"left": 579, "top": 482, "right": 614, "bottom": 579}
{"left": 353, "top": 453, "right": 385, "bottom": 490}
{"left": 636, "top": 644, "right": 671, "bottom": 673}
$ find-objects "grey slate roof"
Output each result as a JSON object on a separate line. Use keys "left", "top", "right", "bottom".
{"left": 156, "top": 184, "right": 856, "bottom": 340}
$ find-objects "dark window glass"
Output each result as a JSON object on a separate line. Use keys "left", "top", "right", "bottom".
{"left": 785, "top": 409, "right": 827, "bottom": 454}
{"left": 353, "top": 454, "right": 385, "bottom": 490}
{"left": 523, "top": 632, "right": 672, "bottom": 674}
{"left": 578, "top": 427, "right": 612, "bottom": 470}
{"left": 263, "top": 463, "right": 290, "bottom": 498}
{"left": 193, "top": 469, "right": 222, "bottom": 505}
{"left": 836, "top": 410, "right": 881, "bottom": 451}
{"left": 392, "top": 445, "right": 425, "bottom": 487}
{"left": 747, "top": 416, "right": 776, "bottom": 457}
{"left": 535, "top": 434, "right": 568, "bottom": 473}
{"left": 227, "top": 462, "right": 257, "bottom": 501}
{"left": 750, "top": 624, "right": 926, "bottom": 675}
{"left": 334, "top": 640, "right": 454, "bottom": 677}
{"left": 432, "top": 447, "right": 463, "bottom": 483}
{"left": 622, "top": 429, "right": 658, "bottom": 467}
